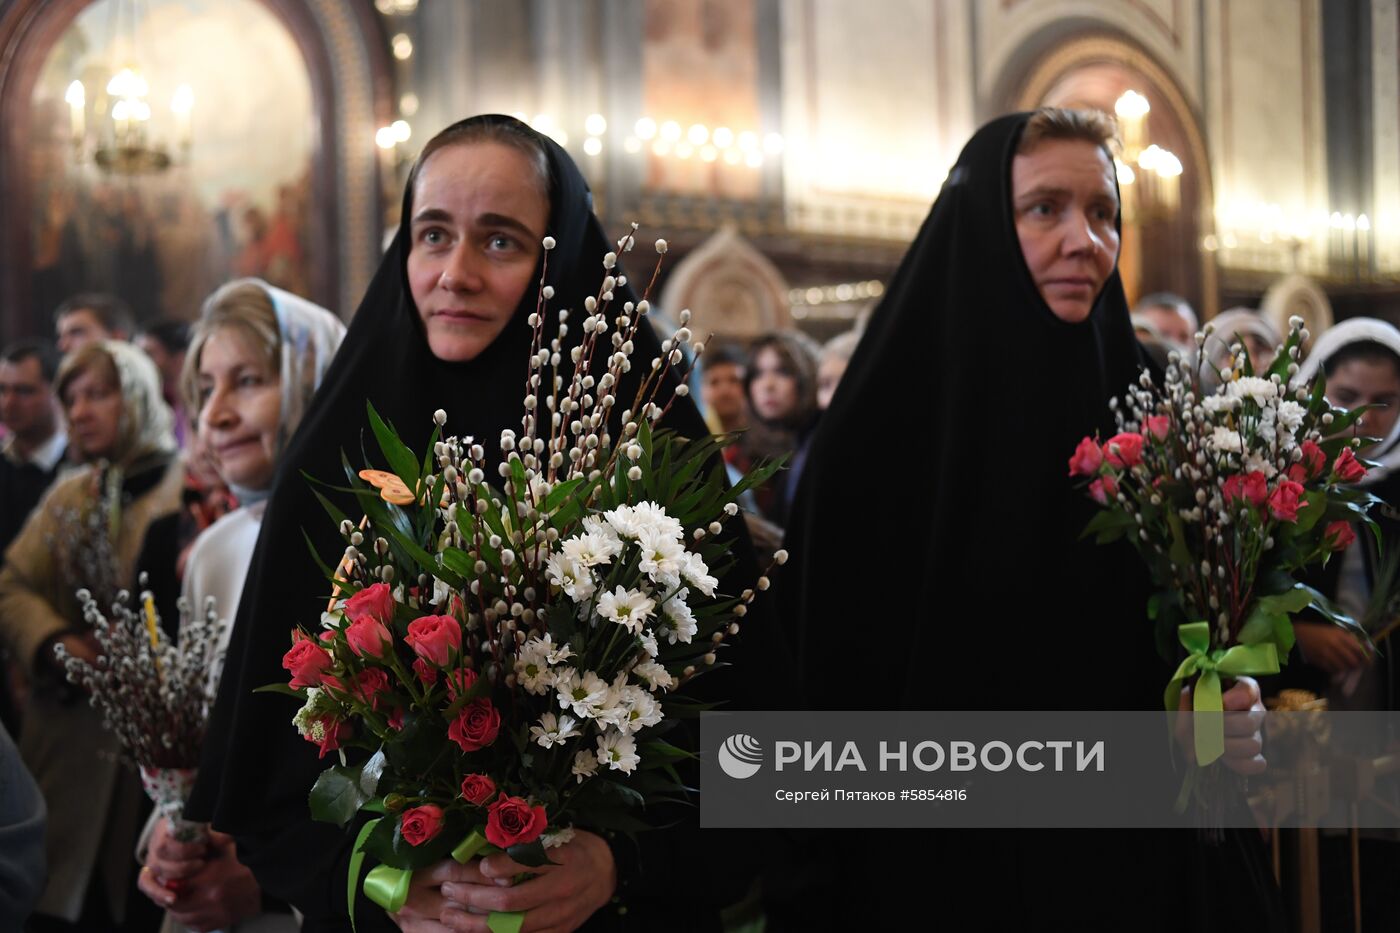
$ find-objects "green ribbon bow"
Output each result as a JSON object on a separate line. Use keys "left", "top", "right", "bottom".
{"left": 1164, "top": 621, "right": 1279, "bottom": 766}
{"left": 352, "top": 821, "right": 525, "bottom": 933}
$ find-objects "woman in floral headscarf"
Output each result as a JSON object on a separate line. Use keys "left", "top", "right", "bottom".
{"left": 0, "top": 339, "right": 183, "bottom": 931}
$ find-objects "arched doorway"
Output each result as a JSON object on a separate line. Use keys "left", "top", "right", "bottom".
{"left": 1003, "top": 34, "right": 1216, "bottom": 319}
{"left": 0, "top": 0, "right": 392, "bottom": 342}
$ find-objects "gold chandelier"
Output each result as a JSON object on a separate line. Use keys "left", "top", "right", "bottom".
{"left": 64, "top": 1, "right": 193, "bottom": 175}
{"left": 1113, "top": 90, "right": 1182, "bottom": 219}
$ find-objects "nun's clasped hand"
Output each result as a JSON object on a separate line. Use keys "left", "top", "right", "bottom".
{"left": 1175, "top": 675, "right": 1268, "bottom": 776}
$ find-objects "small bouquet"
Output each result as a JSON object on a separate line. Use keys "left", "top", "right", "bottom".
{"left": 1069, "top": 316, "right": 1377, "bottom": 775}
{"left": 56, "top": 585, "right": 227, "bottom": 842}
{"left": 267, "top": 227, "right": 781, "bottom": 930}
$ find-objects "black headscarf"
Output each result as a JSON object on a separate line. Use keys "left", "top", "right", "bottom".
{"left": 187, "top": 115, "right": 717, "bottom": 929}
{"left": 766, "top": 113, "right": 1286, "bottom": 932}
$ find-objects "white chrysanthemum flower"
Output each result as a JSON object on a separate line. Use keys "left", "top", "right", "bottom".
{"left": 572, "top": 749, "right": 599, "bottom": 783}
{"left": 637, "top": 527, "right": 685, "bottom": 586}
{"left": 514, "top": 641, "right": 554, "bottom": 696}
{"left": 597, "top": 586, "right": 656, "bottom": 634}
{"left": 542, "top": 826, "right": 577, "bottom": 849}
{"left": 546, "top": 553, "right": 596, "bottom": 601}
{"left": 534, "top": 633, "right": 574, "bottom": 665}
{"left": 616, "top": 687, "right": 662, "bottom": 735}
{"left": 638, "top": 631, "right": 659, "bottom": 658}
{"left": 432, "top": 576, "right": 452, "bottom": 607}
{"left": 1201, "top": 394, "right": 1234, "bottom": 415}
{"left": 1228, "top": 376, "right": 1278, "bottom": 405}
{"left": 630, "top": 502, "right": 684, "bottom": 540}
{"left": 603, "top": 505, "right": 644, "bottom": 538}
{"left": 660, "top": 593, "right": 697, "bottom": 644}
{"left": 530, "top": 711, "right": 581, "bottom": 748}
{"left": 680, "top": 552, "right": 718, "bottom": 597}
{"left": 581, "top": 514, "right": 609, "bottom": 537}
{"left": 556, "top": 668, "right": 611, "bottom": 719}
{"left": 1207, "top": 426, "right": 1244, "bottom": 454}
{"left": 561, "top": 529, "right": 623, "bottom": 568}
{"left": 1277, "top": 400, "right": 1306, "bottom": 432}
{"left": 1243, "top": 454, "right": 1278, "bottom": 479}
{"left": 596, "top": 730, "right": 641, "bottom": 774}
{"left": 633, "top": 660, "right": 675, "bottom": 692}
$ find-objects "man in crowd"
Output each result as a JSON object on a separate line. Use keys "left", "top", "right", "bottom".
{"left": 0, "top": 340, "right": 67, "bottom": 737}
{"left": 1131, "top": 291, "right": 1198, "bottom": 348}
{"left": 53, "top": 294, "right": 134, "bottom": 355}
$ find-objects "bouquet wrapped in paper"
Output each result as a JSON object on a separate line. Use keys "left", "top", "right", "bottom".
{"left": 57, "top": 586, "right": 226, "bottom": 842}
{"left": 1070, "top": 316, "right": 1378, "bottom": 771}
{"left": 266, "top": 228, "right": 781, "bottom": 930}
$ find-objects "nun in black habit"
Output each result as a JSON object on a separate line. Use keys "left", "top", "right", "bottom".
{"left": 767, "top": 110, "right": 1288, "bottom": 931}
{"left": 187, "top": 115, "right": 760, "bottom": 932}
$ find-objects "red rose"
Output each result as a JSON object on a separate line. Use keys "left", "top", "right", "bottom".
{"left": 1103, "top": 433, "right": 1145, "bottom": 469}
{"left": 345, "top": 582, "right": 395, "bottom": 625}
{"left": 460, "top": 773, "right": 496, "bottom": 805}
{"left": 351, "top": 667, "right": 391, "bottom": 710}
{"left": 412, "top": 658, "right": 439, "bottom": 686}
{"left": 1298, "top": 440, "right": 1326, "bottom": 481}
{"left": 485, "top": 794, "right": 548, "bottom": 849}
{"left": 1325, "top": 520, "right": 1357, "bottom": 551}
{"left": 1068, "top": 437, "right": 1103, "bottom": 477}
{"left": 346, "top": 616, "right": 393, "bottom": 660}
{"left": 1223, "top": 471, "right": 1268, "bottom": 508}
{"left": 302, "top": 715, "right": 351, "bottom": 759}
{"left": 444, "top": 667, "right": 479, "bottom": 701}
{"left": 1267, "top": 479, "right": 1305, "bottom": 522}
{"left": 387, "top": 707, "right": 405, "bottom": 731}
{"left": 400, "top": 804, "right": 444, "bottom": 847}
{"left": 282, "top": 631, "right": 333, "bottom": 689}
{"left": 1332, "top": 447, "right": 1367, "bottom": 484}
{"left": 1088, "top": 475, "right": 1118, "bottom": 505}
{"left": 448, "top": 697, "right": 500, "bottom": 753}
{"left": 1145, "top": 415, "right": 1171, "bottom": 442}
{"left": 405, "top": 614, "right": 462, "bottom": 667}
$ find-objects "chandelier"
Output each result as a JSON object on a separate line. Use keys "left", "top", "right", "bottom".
{"left": 1113, "top": 90, "right": 1182, "bottom": 219}
{"left": 63, "top": 1, "right": 193, "bottom": 175}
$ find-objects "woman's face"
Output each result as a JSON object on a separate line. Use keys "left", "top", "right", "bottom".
{"left": 816, "top": 354, "right": 848, "bottom": 410}
{"left": 196, "top": 327, "right": 282, "bottom": 490}
{"left": 749, "top": 346, "right": 800, "bottom": 422}
{"left": 406, "top": 141, "right": 550, "bottom": 362}
{"left": 62, "top": 365, "right": 123, "bottom": 461}
{"left": 1011, "top": 139, "right": 1120, "bottom": 323}
{"left": 1326, "top": 356, "right": 1400, "bottom": 446}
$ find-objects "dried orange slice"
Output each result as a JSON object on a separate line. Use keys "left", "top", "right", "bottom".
{"left": 358, "top": 469, "right": 417, "bottom": 505}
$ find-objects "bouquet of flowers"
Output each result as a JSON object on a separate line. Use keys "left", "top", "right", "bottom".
{"left": 56, "top": 584, "right": 227, "bottom": 842}
{"left": 1069, "top": 316, "right": 1377, "bottom": 771}
{"left": 266, "top": 227, "right": 781, "bottom": 930}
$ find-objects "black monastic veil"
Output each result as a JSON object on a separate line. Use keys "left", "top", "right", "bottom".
{"left": 188, "top": 115, "right": 750, "bottom": 931}
{"left": 767, "top": 113, "right": 1288, "bottom": 931}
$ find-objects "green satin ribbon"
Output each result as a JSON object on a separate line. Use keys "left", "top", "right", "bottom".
{"left": 352, "top": 826, "right": 524, "bottom": 933}
{"left": 1164, "top": 621, "right": 1279, "bottom": 766}
{"left": 451, "top": 830, "right": 526, "bottom": 933}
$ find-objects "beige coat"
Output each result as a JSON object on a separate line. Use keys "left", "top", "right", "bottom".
{"left": 0, "top": 457, "right": 184, "bottom": 922}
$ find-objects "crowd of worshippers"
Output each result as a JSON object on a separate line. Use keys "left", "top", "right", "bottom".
{"left": 2, "top": 107, "right": 1400, "bottom": 931}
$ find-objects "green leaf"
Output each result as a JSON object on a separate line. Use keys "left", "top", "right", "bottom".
{"left": 1166, "top": 512, "right": 1192, "bottom": 567}
{"left": 253, "top": 683, "right": 305, "bottom": 698}
{"left": 1079, "top": 509, "right": 1134, "bottom": 543}
{"left": 309, "top": 765, "right": 371, "bottom": 828}
{"left": 367, "top": 402, "right": 422, "bottom": 489}
{"left": 506, "top": 839, "right": 552, "bottom": 868}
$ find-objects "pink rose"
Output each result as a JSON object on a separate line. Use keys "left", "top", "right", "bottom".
{"left": 444, "top": 667, "right": 479, "bottom": 701}
{"left": 1103, "top": 433, "right": 1145, "bottom": 469}
{"left": 448, "top": 697, "right": 500, "bottom": 753}
{"left": 412, "top": 658, "right": 439, "bottom": 686}
{"left": 1324, "top": 520, "right": 1356, "bottom": 551}
{"left": 387, "top": 707, "right": 405, "bottom": 731}
{"left": 282, "top": 631, "right": 333, "bottom": 689}
{"left": 1088, "top": 474, "right": 1118, "bottom": 505}
{"left": 460, "top": 773, "right": 496, "bottom": 805}
{"left": 344, "top": 583, "right": 394, "bottom": 625}
{"left": 1268, "top": 479, "right": 1305, "bottom": 522}
{"left": 351, "top": 668, "right": 391, "bottom": 711}
{"left": 1298, "top": 440, "right": 1326, "bottom": 481}
{"left": 1068, "top": 437, "right": 1103, "bottom": 477}
{"left": 405, "top": 615, "right": 462, "bottom": 668}
{"left": 1332, "top": 447, "right": 1367, "bottom": 484}
{"left": 485, "top": 794, "right": 547, "bottom": 849}
{"left": 346, "top": 616, "right": 393, "bottom": 660}
{"left": 400, "top": 804, "right": 444, "bottom": 847}
{"left": 1222, "top": 471, "right": 1268, "bottom": 508}
{"left": 1145, "top": 415, "right": 1171, "bottom": 442}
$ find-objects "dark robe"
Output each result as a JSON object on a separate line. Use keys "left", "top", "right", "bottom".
{"left": 764, "top": 113, "right": 1288, "bottom": 932}
{"left": 187, "top": 115, "right": 762, "bottom": 931}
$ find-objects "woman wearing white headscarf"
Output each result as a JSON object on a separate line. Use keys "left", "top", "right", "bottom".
{"left": 0, "top": 339, "right": 184, "bottom": 930}
{"left": 137, "top": 279, "right": 345, "bottom": 933}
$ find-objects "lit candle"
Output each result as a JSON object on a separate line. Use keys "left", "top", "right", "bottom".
{"left": 64, "top": 80, "right": 85, "bottom": 143}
